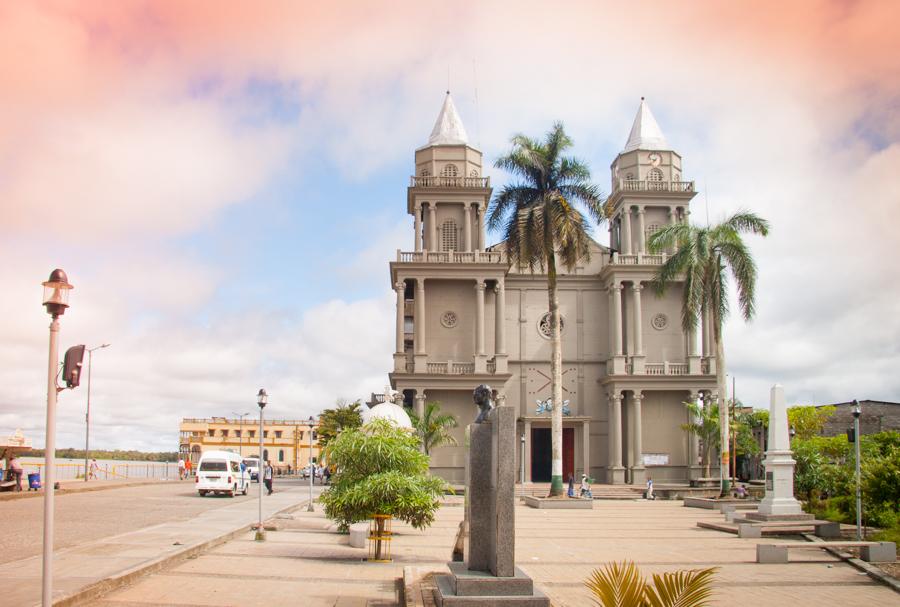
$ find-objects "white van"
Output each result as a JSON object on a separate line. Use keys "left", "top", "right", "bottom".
{"left": 242, "top": 457, "right": 260, "bottom": 481}
{"left": 196, "top": 450, "right": 250, "bottom": 497}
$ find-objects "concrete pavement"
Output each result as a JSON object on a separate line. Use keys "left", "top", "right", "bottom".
{"left": 94, "top": 498, "right": 897, "bottom": 607}
{"left": 1, "top": 483, "right": 315, "bottom": 606}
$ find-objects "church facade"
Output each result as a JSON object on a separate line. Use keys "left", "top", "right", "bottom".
{"left": 388, "top": 94, "right": 718, "bottom": 485}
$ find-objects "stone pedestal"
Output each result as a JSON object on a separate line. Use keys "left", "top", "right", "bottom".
{"left": 414, "top": 353, "right": 428, "bottom": 373}
{"left": 758, "top": 384, "right": 804, "bottom": 517}
{"left": 434, "top": 405, "right": 549, "bottom": 606}
{"left": 474, "top": 354, "right": 488, "bottom": 374}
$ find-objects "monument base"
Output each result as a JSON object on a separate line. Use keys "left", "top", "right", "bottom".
{"left": 742, "top": 511, "right": 813, "bottom": 522}
{"left": 433, "top": 563, "right": 550, "bottom": 606}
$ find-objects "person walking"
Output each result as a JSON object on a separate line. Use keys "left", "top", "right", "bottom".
{"left": 9, "top": 455, "right": 23, "bottom": 491}
{"left": 646, "top": 477, "right": 655, "bottom": 500}
{"left": 185, "top": 458, "right": 193, "bottom": 478}
{"left": 579, "top": 474, "right": 593, "bottom": 499}
{"left": 263, "top": 460, "right": 274, "bottom": 495}
{"left": 178, "top": 458, "right": 185, "bottom": 480}
{"left": 89, "top": 458, "right": 100, "bottom": 480}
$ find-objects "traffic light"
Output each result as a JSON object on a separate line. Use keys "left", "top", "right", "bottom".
{"left": 63, "top": 345, "right": 86, "bottom": 389}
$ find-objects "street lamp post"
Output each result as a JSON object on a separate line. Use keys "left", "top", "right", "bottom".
{"left": 84, "top": 343, "right": 110, "bottom": 482}
{"left": 233, "top": 411, "right": 249, "bottom": 457}
{"left": 255, "top": 389, "right": 267, "bottom": 541}
{"left": 307, "top": 415, "right": 315, "bottom": 512}
{"left": 853, "top": 400, "right": 862, "bottom": 541}
{"left": 42, "top": 269, "right": 73, "bottom": 607}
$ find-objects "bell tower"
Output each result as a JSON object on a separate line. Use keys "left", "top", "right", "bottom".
{"left": 607, "top": 98, "right": 695, "bottom": 257}
{"left": 407, "top": 92, "right": 490, "bottom": 253}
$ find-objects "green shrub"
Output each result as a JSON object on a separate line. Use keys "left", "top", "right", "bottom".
{"left": 319, "top": 418, "right": 448, "bottom": 534}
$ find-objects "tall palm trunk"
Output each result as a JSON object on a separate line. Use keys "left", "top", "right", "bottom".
{"left": 715, "top": 334, "right": 729, "bottom": 495}
{"left": 548, "top": 253, "right": 564, "bottom": 496}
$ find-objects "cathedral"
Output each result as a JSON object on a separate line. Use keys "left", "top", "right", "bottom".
{"left": 387, "top": 94, "right": 718, "bottom": 485}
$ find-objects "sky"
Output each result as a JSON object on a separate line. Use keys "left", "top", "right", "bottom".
{"left": 1, "top": 0, "right": 898, "bottom": 452}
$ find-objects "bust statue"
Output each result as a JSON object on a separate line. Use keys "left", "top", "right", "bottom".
{"left": 473, "top": 384, "right": 494, "bottom": 424}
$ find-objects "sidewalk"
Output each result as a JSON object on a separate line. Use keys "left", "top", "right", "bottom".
{"left": 0, "top": 485, "right": 311, "bottom": 607}
{"left": 95, "top": 498, "right": 897, "bottom": 607}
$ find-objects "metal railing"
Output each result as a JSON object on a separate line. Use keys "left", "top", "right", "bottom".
{"left": 410, "top": 175, "right": 490, "bottom": 188}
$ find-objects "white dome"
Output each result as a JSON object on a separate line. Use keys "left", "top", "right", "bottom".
{"left": 362, "top": 402, "right": 413, "bottom": 429}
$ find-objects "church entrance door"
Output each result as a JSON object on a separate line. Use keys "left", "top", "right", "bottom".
{"left": 531, "top": 427, "right": 575, "bottom": 483}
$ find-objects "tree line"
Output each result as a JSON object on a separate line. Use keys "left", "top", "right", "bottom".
{"left": 20, "top": 448, "right": 179, "bottom": 462}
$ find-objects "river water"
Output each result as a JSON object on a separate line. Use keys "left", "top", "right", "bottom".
{"left": 14, "top": 457, "right": 178, "bottom": 481}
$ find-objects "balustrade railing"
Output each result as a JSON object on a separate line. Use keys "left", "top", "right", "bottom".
{"left": 610, "top": 253, "right": 667, "bottom": 265}
{"left": 396, "top": 250, "right": 503, "bottom": 263}
{"left": 628, "top": 361, "right": 692, "bottom": 376}
{"left": 486, "top": 360, "right": 496, "bottom": 374}
{"left": 615, "top": 179, "right": 694, "bottom": 193}
{"left": 411, "top": 175, "right": 490, "bottom": 188}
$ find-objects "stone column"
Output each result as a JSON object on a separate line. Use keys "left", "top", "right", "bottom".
{"left": 631, "top": 391, "right": 646, "bottom": 484}
{"left": 607, "top": 392, "right": 624, "bottom": 484}
{"left": 414, "top": 278, "right": 427, "bottom": 373}
{"left": 631, "top": 282, "right": 645, "bottom": 374}
{"left": 687, "top": 314, "right": 701, "bottom": 374}
{"left": 463, "top": 203, "right": 472, "bottom": 252}
{"left": 474, "top": 281, "right": 487, "bottom": 373}
{"left": 428, "top": 202, "right": 437, "bottom": 252}
{"left": 582, "top": 422, "right": 590, "bottom": 480}
{"left": 414, "top": 203, "right": 423, "bottom": 252}
{"left": 414, "top": 391, "right": 426, "bottom": 418}
{"left": 494, "top": 281, "right": 508, "bottom": 373}
{"left": 394, "top": 281, "right": 405, "bottom": 354}
{"left": 636, "top": 207, "right": 646, "bottom": 254}
{"left": 478, "top": 205, "right": 486, "bottom": 252}
{"left": 523, "top": 421, "right": 532, "bottom": 483}
{"left": 612, "top": 284, "right": 623, "bottom": 356}
{"left": 687, "top": 391, "right": 703, "bottom": 481}
{"left": 621, "top": 208, "right": 632, "bottom": 254}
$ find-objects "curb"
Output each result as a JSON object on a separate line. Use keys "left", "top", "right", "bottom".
{"left": 46, "top": 496, "right": 313, "bottom": 607}
{"left": 803, "top": 533, "right": 900, "bottom": 595}
{"left": 0, "top": 479, "right": 179, "bottom": 502}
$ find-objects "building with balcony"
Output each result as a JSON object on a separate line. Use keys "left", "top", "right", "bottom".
{"left": 178, "top": 417, "right": 320, "bottom": 473}
{"left": 388, "top": 94, "right": 718, "bottom": 485}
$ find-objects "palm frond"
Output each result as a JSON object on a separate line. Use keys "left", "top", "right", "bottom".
{"left": 645, "top": 567, "right": 718, "bottom": 607}
{"left": 584, "top": 561, "right": 646, "bottom": 607}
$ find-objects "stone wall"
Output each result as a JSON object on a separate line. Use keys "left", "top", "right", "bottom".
{"left": 820, "top": 401, "right": 900, "bottom": 437}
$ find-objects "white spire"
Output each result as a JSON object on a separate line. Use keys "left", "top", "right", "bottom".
{"left": 622, "top": 98, "right": 669, "bottom": 153}
{"left": 426, "top": 92, "right": 469, "bottom": 146}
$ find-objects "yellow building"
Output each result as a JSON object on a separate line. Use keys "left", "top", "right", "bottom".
{"left": 179, "top": 417, "right": 320, "bottom": 472}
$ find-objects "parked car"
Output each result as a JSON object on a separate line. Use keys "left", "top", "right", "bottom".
{"left": 242, "top": 457, "right": 260, "bottom": 481}
{"left": 196, "top": 451, "right": 250, "bottom": 497}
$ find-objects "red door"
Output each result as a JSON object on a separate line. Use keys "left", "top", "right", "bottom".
{"left": 563, "top": 428, "right": 575, "bottom": 481}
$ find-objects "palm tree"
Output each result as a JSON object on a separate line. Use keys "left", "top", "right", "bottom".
{"left": 409, "top": 401, "right": 459, "bottom": 455}
{"left": 680, "top": 400, "right": 720, "bottom": 478}
{"left": 647, "top": 211, "right": 769, "bottom": 495}
{"left": 488, "top": 122, "right": 604, "bottom": 495}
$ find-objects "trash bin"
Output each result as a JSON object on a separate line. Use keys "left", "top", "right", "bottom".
{"left": 28, "top": 473, "right": 41, "bottom": 491}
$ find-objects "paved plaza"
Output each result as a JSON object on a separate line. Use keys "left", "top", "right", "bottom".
{"left": 92, "top": 498, "right": 896, "bottom": 607}
{"left": 0, "top": 481, "right": 319, "bottom": 606}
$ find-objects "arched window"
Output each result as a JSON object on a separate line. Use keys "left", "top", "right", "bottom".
{"left": 469, "top": 169, "right": 479, "bottom": 177}
{"left": 647, "top": 168, "right": 664, "bottom": 190}
{"left": 420, "top": 167, "right": 431, "bottom": 176}
{"left": 441, "top": 219, "right": 458, "bottom": 252}
{"left": 625, "top": 173, "right": 634, "bottom": 180}
{"left": 441, "top": 164, "right": 459, "bottom": 177}
{"left": 278, "top": 449, "right": 284, "bottom": 462}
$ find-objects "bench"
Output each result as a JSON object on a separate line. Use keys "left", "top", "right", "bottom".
{"left": 756, "top": 541, "right": 896, "bottom": 564}
{"left": 737, "top": 519, "right": 841, "bottom": 539}
{"left": 348, "top": 522, "right": 368, "bottom": 548}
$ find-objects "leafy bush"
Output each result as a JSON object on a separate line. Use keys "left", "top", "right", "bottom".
{"left": 319, "top": 418, "right": 447, "bottom": 533}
